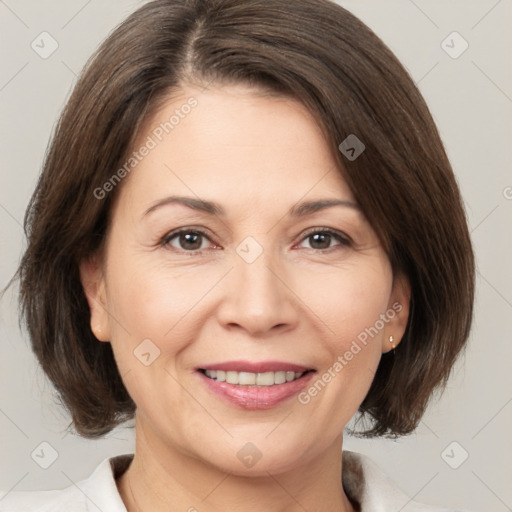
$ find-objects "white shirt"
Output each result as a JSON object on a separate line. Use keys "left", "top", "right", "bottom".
{"left": 0, "top": 451, "right": 471, "bottom": 511}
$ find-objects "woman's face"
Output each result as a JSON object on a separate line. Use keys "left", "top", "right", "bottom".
{"left": 81, "top": 83, "right": 409, "bottom": 475}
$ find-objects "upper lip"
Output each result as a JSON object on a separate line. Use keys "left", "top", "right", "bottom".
{"left": 198, "top": 360, "right": 314, "bottom": 373}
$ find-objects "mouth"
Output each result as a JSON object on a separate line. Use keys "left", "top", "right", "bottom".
{"left": 198, "top": 368, "right": 315, "bottom": 386}
{"left": 195, "top": 361, "right": 316, "bottom": 409}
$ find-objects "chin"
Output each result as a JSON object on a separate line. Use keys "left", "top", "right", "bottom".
{"left": 198, "top": 435, "right": 313, "bottom": 477}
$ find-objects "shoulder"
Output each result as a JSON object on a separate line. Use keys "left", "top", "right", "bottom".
{"left": 0, "top": 454, "right": 133, "bottom": 512}
{"left": 342, "top": 450, "right": 472, "bottom": 512}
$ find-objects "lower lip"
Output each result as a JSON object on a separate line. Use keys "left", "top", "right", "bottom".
{"left": 196, "top": 370, "right": 316, "bottom": 409}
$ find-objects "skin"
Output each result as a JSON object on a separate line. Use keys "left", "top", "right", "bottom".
{"left": 80, "top": 82, "right": 410, "bottom": 512}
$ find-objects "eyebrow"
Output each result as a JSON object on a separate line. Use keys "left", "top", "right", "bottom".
{"left": 142, "top": 195, "right": 360, "bottom": 219}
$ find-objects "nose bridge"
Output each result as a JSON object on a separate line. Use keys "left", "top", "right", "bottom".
{"left": 217, "top": 235, "right": 297, "bottom": 334}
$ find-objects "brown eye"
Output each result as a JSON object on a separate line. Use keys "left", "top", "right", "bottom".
{"left": 163, "top": 230, "right": 210, "bottom": 252}
{"left": 298, "top": 229, "right": 351, "bottom": 251}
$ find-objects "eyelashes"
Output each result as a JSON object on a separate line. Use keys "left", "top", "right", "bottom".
{"left": 159, "top": 227, "right": 352, "bottom": 255}
{"left": 160, "top": 229, "right": 214, "bottom": 253}
{"left": 297, "top": 227, "right": 352, "bottom": 251}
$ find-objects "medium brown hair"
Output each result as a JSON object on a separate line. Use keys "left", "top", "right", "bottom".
{"left": 12, "top": 0, "right": 474, "bottom": 438}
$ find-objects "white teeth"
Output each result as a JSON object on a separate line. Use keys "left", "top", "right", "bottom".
{"left": 274, "top": 371, "right": 286, "bottom": 385}
{"left": 256, "top": 372, "right": 274, "bottom": 386}
{"left": 203, "top": 369, "right": 306, "bottom": 386}
{"left": 226, "top": 371, "right": 239, "bottom": 384}
{"left": 238, "top": 372, "right": 256, "bottom": 385}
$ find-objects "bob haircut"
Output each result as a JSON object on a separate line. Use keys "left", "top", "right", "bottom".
{"left": 13, "top": 0, "right": 474, "bottom": 438}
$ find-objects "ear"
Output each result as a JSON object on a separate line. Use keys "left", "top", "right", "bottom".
{"left": 79, "top": 254, "right": 111, "bottom": 342}
{"left": 381, "top": 272, "right": 411, "bottom": 354}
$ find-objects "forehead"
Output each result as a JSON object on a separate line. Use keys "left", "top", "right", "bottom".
{"left": 119, "top": 83, "right": 354, "bottom": 213}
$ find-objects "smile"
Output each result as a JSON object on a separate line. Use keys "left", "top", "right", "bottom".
{"left": 195, "top": 363, "right": 316, "bottom": 409}
{"left": 200, "top": 369, "right": 311, "bottom": 386}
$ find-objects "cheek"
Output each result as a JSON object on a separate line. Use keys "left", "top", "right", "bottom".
{"left": 295, "top": 265, "right": 392, "bottom": 416}
{"left": 300, "top": 259, "right": 392, "bottom": 343}
{"left": 108, "top": 252, "right": 185, "bottom": 325}
{"left": 301, "top": 260, "right": 392, "bottom": 392}
{"left": 104, "top": 256, "right": 217, "bottom": 364}
{"left": 103, "top": 261, "right": 201, "bottom": 410}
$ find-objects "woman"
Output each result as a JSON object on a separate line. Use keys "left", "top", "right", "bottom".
{"left": 2, "top": 0, "right": 475, "bottom": 510}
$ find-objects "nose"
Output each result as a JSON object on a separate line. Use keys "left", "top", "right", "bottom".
{"left": 215, "top": 247, "right": 299, "bottom": 337}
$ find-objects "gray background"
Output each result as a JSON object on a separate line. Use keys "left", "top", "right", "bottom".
{"left": 1, "top": 1, "right": 511, "bottom": 510}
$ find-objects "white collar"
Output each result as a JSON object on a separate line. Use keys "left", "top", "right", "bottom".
{"left": 0, "top": 451, "right": 466, "bottom": 511}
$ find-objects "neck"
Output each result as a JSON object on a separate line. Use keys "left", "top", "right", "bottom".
{"left": 117, "top": 415, "right": 356, "bottom": 512}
